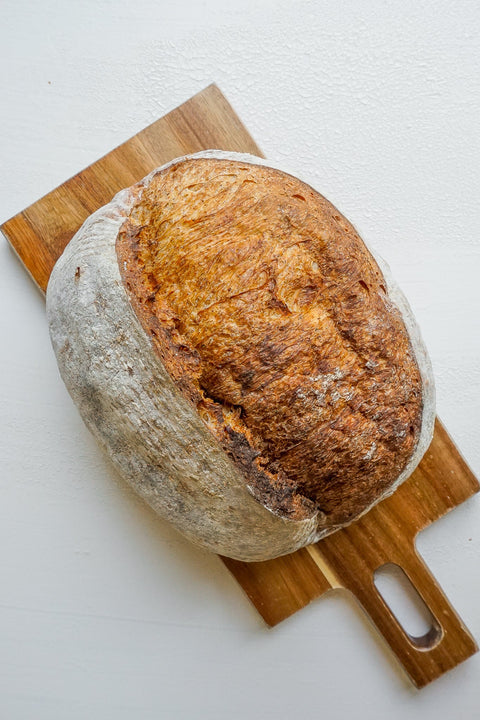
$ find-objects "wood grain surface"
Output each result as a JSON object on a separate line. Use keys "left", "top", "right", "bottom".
{"left": 2, "top": 83, "right": 478, "bottom": 688}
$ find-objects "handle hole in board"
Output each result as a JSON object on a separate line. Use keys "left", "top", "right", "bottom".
{"left": 374, "top": 563, "right": 443, "bottom": 650}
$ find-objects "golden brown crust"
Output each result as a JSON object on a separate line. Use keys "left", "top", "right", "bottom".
{"left": 116, "top": 158, "right": 423, "bottom": 525}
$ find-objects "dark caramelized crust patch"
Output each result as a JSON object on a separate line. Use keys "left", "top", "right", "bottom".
{"left": 117, "top": 158, "right": 423, "bottom": 525}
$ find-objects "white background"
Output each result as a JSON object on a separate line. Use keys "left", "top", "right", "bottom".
{"left": 1, "top": 1, "right": 479, "bottom": 718}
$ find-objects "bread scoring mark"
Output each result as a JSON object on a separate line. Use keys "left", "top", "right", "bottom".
{"left": 116, "top": 157, "right": 423, "bottom": 525}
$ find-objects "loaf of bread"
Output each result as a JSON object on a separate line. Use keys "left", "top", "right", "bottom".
{"left": 46, "top": 150, "right": 435, "bottom": 561}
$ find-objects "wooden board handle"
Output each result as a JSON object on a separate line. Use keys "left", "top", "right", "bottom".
{"left": 366, "top": 553, "right": 476, "bottom": 686}
{"left": 309, "top": 539, "right": 477, "bottom": 688}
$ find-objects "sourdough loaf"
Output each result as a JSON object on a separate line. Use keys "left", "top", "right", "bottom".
{"left": 46, "top": 150, "right": 435, "bottom": 561}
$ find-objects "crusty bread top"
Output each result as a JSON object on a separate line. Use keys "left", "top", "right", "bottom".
{"left": 117, "top": 157, "right": 423, "bottom": 526}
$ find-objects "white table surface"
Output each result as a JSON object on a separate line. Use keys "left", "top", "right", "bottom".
{"left": 1, "top": 1, "right": 479, "bottom": 718}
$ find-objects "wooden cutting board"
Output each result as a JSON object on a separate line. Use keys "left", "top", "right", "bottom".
{"left": 2, "top": 84, "right": 478, "bottom": 689}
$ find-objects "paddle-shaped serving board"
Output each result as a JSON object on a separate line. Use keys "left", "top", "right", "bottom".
{"left": 2, "top": 84, "right": 478, "bottom": 688}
